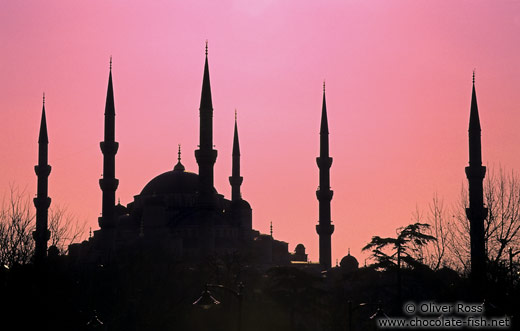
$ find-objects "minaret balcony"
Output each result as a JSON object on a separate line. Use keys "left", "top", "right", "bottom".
{"left": 465, "top": 165, "right": 486, "bottom": 179}
{"left": 316, "top": 189, "right": 333, "bottom": 201}
{"left": 229, "top": 176, "right": 243, "bottom": 186}
{"left": 195, "top": 149, "right": 218, "bottom": 164}
{"left": 316, "top": 223, "right": 334, "bottom": 235}
{"left": 99, "top": 177, "right": 119, "bottom": 191}
{"left": 316, "top": 157, "right": 332, "bottom": 168}
{"left": 33, "top": 196, "right": 51, "bottom": 209}
{"left": 34, "top": 164, "right": 51, "bottom": 176}
{"left": 465, "top": 207, "right": 488, "bottom": 222}
{"left": 32, "top": 229, "right": 50, "bottom": 241}
{"left": 100, "top": 141, "right": 119, "bottom": 155}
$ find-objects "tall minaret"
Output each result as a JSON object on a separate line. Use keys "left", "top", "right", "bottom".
{"left": 316, "top": 83, "right": 334, "bottom": 269}
{"left": 465, "top": 72, "right": 487, "bottom": 283}
{"left": 229, "top": 111, "right": 243, "bottom": 201}
{"left": 98, "top": 58, "right": 119, "bottom": 229}
{"left": 33, "top": 94, "right": 51, "bottom": 265}
{"left": 195, "top": 42, "right": 218, "bottom": 206}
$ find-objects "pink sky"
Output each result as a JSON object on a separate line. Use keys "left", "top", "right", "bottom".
{"left": 1, "top": 0, "right": 520, "bottom": 264}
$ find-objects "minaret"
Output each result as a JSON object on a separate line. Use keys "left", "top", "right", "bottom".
{"left": 465, "top": 72, "right": 487, "bottom": 283}
{"left": 316, "top": 83, "right": 334, "bottom": 269}
{"left": 33, "top": 94, "right": 51, "bottom": 265}
{"left": 98, "top": 58, "right": 119, "bottom": 229}
{"left": 229, "top": 111, "right": 243, "bottom": 201}
{"left": 195, "top": 42, "right": 218, "bottom": 206}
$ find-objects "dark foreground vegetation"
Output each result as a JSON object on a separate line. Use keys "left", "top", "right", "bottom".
{"left": 2, "top": 251, "right": 518, "bottom": 331}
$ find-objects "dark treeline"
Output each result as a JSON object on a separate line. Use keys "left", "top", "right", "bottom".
{"left": 2, "top": 248, "right": 518, "bottom": 331}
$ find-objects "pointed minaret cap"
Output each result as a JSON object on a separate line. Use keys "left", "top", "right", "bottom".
{"left": 320, "top": 81, "right": 329, "bottom": 135}
{"left": 233, "top": 110, "right": 240, "bottom": 156}
{"left": 174, "top": 144, "right": 185, "bottom": 171}
{"left": 469, "top": 70, "right": 481, "bottom": 132}
{"left": 39, "top": 93, "right": 49, "bottom": 144}
{"left": 200, "top": 41, "right": 213, "bottom": 110}
{"left": 105, "top": 58, "right": 115, "bottom": 117}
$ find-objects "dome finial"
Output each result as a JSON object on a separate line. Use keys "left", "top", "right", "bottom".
{"left": 174, "top": 143, "right": 185, "bottom": 171}
{"left": 348, "top": 248, "right": 350, "bottom": 255}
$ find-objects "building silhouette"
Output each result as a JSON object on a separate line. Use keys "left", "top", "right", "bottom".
{"left": 98, "top": 58, "right": 119, "bottom": 230}
{"left": 33, "top": 95, "right": 51, "bottom": 266}
{"left": 33, "top": 51, "right": 487, "bottom": 277}
{"left": 316, "top": 83, "right": 334, "bottom": 269}
{"left": 68, "top": 46, "right": 310, "bottom": 266}
{"left": 465, "top": 73, "right": 487, "bottom": 284}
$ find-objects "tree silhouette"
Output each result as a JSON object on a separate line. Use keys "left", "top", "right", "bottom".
{"left": 0, "top": 186, "right": 34, "bottom": 267}
{"left": 0, "top": 185, "right": 85, "bottom": 267}
{"left": 410, "top": 196, "right": 451, "bottom": 271}
{"left": 48, "top": 204, "right": 86, "bottom": 254}
{"left": 450, "top": 166, "right": 520, "bottom": 274}
{"left": 363, "top": 222, "right": 437, "bottom": 270}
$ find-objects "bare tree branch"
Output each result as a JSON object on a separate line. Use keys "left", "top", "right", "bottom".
{"left": 0, "top": 184, "right": 87, "bottom": 267}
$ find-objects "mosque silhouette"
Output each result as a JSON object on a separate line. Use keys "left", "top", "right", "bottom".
{"left": 33, "top": 44, "right": 350, "bottom": 270}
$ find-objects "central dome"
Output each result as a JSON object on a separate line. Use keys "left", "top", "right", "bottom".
{"left": 140, "top": 168, "right": 200, "bottom": 196}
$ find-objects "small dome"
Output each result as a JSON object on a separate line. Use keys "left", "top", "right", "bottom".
{"left": 115, "top": 201, "right": 128, "bottom": 216}
{"left": 48, "top": 245, "right": 60, "bottom": 258}
{"left": 295, "top": 244, "right": 305, "bottom": 254}
{"left": 140, "top": 170, "right": 202, "bottom": 196}
{"left": 340, "top": 253, "right": 359, "bottom": 271}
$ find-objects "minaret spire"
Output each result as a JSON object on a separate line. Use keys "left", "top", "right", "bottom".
{"left": 33, "top": 95, "right": 51, "bottom": 265}
{"left": 229, "top": 110, "right": 243, "bottom": 201}
{"left": 38, "top": 93, "right": 48, "bottom": 145}
{"left": 316, "top": 84, "right": 334, "bottom": 270}
{"left": 465, "top": 73, "right": 487, "bottom": 285}
{"left": 98, "top": 59, "right": 119, "bottom": 229}
{"left": 195, "top": 42, "right": 218, "bottom": 206}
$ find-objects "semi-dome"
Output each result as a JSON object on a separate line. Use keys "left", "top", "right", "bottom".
{"left": 231, "top": 198, "right": 251, "bottom": 210}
